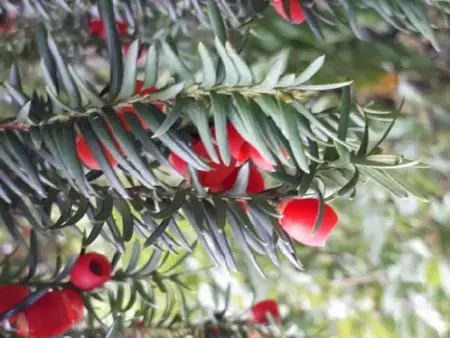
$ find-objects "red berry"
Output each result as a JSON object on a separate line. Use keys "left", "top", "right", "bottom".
{"left": 222, "top": 164, "right": 265, "bottom": 192}
{"left": 134, "top": 80, "right": 165, "bottom": 109}
{"left": 279, "top": 198, "right": 338, "bottom": 247}
{"left": 0, "top": 285, "right": 29, "bottom": 325}
{"left": 272, "top": 0, "right": 306, "bottom": 24}
{"left": 247, "top": 145, "right": 274, "bottom": 172}
{"left": 116, "top": 80, "right": 164, "bottom": 132}
{"left": 222, "top": 123, "right": 273, "bottom": 171}
{"left": 250, "top": 299, "right": 281, "bottom": 324}
{"left": 0, "top": 22, "right": 13, "bottom": 33}
{"left": 62, "top": 289, "right": 84, "bottom": 324}
{"left": 69, "top": 252, "right": 112, "bottom": 291}
{"left": 122, "top": 42, "right": 147, "bottom": 62}
{"left": 76, "top": 133, "right": 122, "bottom": 170}
{"left": 88, "top": 19, "right": 127, "bottom": 39}
{"left": 117, "top": 107, "right": 148, "bottom": 132}
{"left": 225, "top": 123, "right": 248, "bottom": 164}
{"left": 226, "top": 165, "right": 265, "bottom": 211}
{"left": 169, "top": 138, "right": 239, "bottom": 192}
{"left": 16, "top": 289, "right": 83, "bottom": 337}
{"left": 134, "top": 80, "right": 158, "bottom": 96}
{"left": 169, "top": 151, "right": 189, "bottom": 177}
{"left": 193, "top": 141, "right": 238, "bottom": 191}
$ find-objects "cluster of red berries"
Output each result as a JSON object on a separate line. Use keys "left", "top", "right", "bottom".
{"left": 0, "top": 252, "right": 111, "bottom": 337}
{"left": 272, "top": 0, "right": 306, "bottom": 24}
{"left": 168, "top": 122, "right": 339, "bottom": 246}
{"left": 169, "top": 123, "right": 267, "bottom": 207}
{"left": 75, "top": 80, "right": 163, "bottom": 170}
{"left": 87, "top": 17, "right": 145, "bottom": 60}
{"left": 76, "top": 89, "right": 339, "bottom": 245}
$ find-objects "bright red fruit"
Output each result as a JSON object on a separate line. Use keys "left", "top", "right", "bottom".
{"left": 223, "top": 123, "right": 274, "bottom": 171}
{"left": 169, "top": 151, "right": 190, "bottom": 177}
{"left": 88, "top": 19, "right": 128, "bottom": 39}
{"left": 116, "top": 80, "right": 165, "bottom": 132}
{"left": 279, "top": 198, "right": 338, "bottom": 247}
{"left": 16, "top": 289, "right": 83, "bottom": 337}
{"left": 122, "top": 42, "right": 147, "bottom": 62}
{"left": 134, "top": 80, "right": 158, "bottom": 96}
{"left": 0, "top": 285, "right": 29, "bottom": 325}
{"left": 134, "top": 80, "right": 165, "bottom": 111}
{"left": 224, "top": 123, "right": 248, "bottom": 164}
{"left": 192, "top": 140, "right": 238, "bottom": 191}
{"left": 169, "top": 138, "right": 239, "bottom": 191}
{"left": 0, "top": 22, "right": 13, "bottom": 33}
{"left": 76, "top": 133, "right": 123, "bottom": 170}
{"left": 272, "top": 0, "right": 306, "bottom": 24}
{"left": 221, "top": 164, "right": 265, "bottom": 198}
{"left": 224, "top": 165, "right": 265, "bottom": 211}
{"left": 247, "top": 145, "right": 274, "bottom": 171}
{"left": 117, "top": 107, "right": 148, "bottom": 132}
{"left": 70, "top": 252, "right": 112, "bottom": 291}
{"left": 250, "top": 299, "right": 281, "bottom": 324}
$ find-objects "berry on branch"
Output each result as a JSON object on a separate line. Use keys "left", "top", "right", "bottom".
{"left": 69, "top": 252, "right": 112, "bottom": 291}
{"left": 0, "top": 285, "right": 29, "bottom": 325}
{"left": 16, "top": 289, "right": 84, "bottom": 337}
{"left": 279, "top": 198, "right": 339, "bottom": 247}
{"left": 250, "top": 299, "right": 281, "bottom": 324}
{"left": 272, "top": 0, "right": 306, "bottom": 24}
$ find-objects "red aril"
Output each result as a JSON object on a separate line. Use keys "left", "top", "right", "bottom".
{"left": 272, "top": 0, "right": 306, "bottom": 24}
{"left": 0, "top": 285, "right": 29, "bottom": 325}
{"left": 70, "top": 252, "right": 112, "bottom": 291}
{"left": 250, "top": 299, "right": 281, "bottom": 324}
{"left": 16, "top": 289, "right": 84, "bottom": 337}
{"left": 224, "top": 123, "right": 248, "bottom": 164}
{"left": 76, "top": 133, "right": 123, "bottom": 171}
{"left": 279, "top": 198, "right": 338, "bottom": 247}
{"left": 247, "top": 145, "right": 274, "bottom": 172}
{"left": 88, "top": 19, "right": 127, "bottom": 39}
{"left": 169, "top": 138, "right": 239, "bottom": 192}
{"left": 117, "top": 107, "right": 148, "bottom": 132}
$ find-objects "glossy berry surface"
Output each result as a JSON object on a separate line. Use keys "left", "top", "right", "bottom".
{"left": 117, "top": 80, "right": 163, "bottom": 131}
{"left": 272, "top": 0, "right": 306, "bottom": 24}
{"left": 169, "top": 138, "right": 239, "bottom": 191}
{"left": 225, "top": 123, "right": 274, "bottom": 171}
{"left": 16, "top": 289, "right": 83, "bottom": 337}
{"left": 70, "top": 252, "right": 112, "bottom": 291}
{"left": 0, "top": 285, "right": 29, "bottom": 324}
{"left": 117, "top": 107, "right": 148, "bottom": 132}
{"left": 250, "top": 299, "right": 281, "bottom": 324}
{"left": 122, "top": 41, "right": 147, "bottom": 61}
{"left": 76, "top": 133, "right": 122, "bottom": 170}
{"left": 225, "top": 122, "right": 248, "bottom": 164}
{"left": 88, "top": 19, "right": 127, "bottom": 39}
{"left": 279, "top": 198, "right": 338, "bottom": 247}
